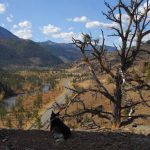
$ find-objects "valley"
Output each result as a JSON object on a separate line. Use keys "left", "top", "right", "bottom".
{"left": 0, "top": 28, "right": 149, "bottom": 132}
{"left": 0, "top": 29, "right": 149, "bottom": 150}
{"left": 0, "top": 0, "right": 150, "bottom": 149}
{"left": 0, "top": 66, "right": 73, "bottom": 128}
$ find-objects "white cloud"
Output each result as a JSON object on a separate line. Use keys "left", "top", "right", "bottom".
{"left": 12, "top": 21, "right": 32, "bottom": 39}
{"left": 115, "top": 14, "right": 130, "bottom": 23}
{"left": 12, "top": 28, "right": 32, "bottom": 39}
{"left": 1, "top": 23, "right": 5, "bottom": 27}
{"left": 13, "top": 24, "right": 18, "bottom": 29}
{"left": 42, "top": 24, "right": 61, "bottom": 35}
{"left": 68, "top": 27, "right": 74, "bottom": 30}
{"left": 139, "top": 1, "right": 150, "bottom": 13}
{"left": 138, "top": 1, "right": 150, "bottom": 21}
{"left": 142, "top": 33, "right": 150, "bottom": 42}
{"left": 6, "top": 14, "right": 14, "bottom": 23}
{"left": 68, "top": 16, "right": 89, "bottom": 22}
{"left": 52, "top": 32, "right": 74, "bottom": 42}
{"left": 10, "top": 14, "right": 13, "bottom": 18}
{"left": 41, "top": 23, "right": 82, "bottom": 42}
{"left": 74, "top": 33, "right": 83, "bottom": 41}
{"left": 52, "top": 32, "right": 82, "bottom": 42}
{"left": 0, "top": 3, "right": 5, "bottom": 14}
{"left": 86, "top": 21, "right": 100, "bottom": 28}
{"left": 19, "top": 21, "right": 32, "bottom": 28}
{"left": 85, "top": 21, "right": 118, "bottom": 29}
{"left": 42, "top": 23, "right": 68, "bottom": 40}
{"left": 6, "top": 17, "right": 12, "bottom": 22}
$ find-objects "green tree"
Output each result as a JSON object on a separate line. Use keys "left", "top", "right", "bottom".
{"left": 13, "top": 96, "right": 25, "bottom": 128}
{"left": 0, "top": 104, "right": 6, "bottom": 120}
{"left": 34, "top": 92, "right": 43, "bottom": 108}
{"left": 35, "top": 115, "right": 43, "bottom": 129}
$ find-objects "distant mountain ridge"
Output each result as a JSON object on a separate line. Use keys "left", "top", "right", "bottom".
{"left": 0, "top": 26, "right": 117, "bottom": 68}
{"left": 146, "top": 40, "right": 150, "bottom": 44}
{"left": 39, "top": 41, "right": 116, "bottom": 63}
{"left": 0, "top": 27, "right": 63, "bottom": 67}
{"left": 39, "top": 40, "right": 81, "bottom": 63}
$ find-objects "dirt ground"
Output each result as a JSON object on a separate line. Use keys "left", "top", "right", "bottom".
{"left": 0, "top": 129, "right": 150, "bottom": 150}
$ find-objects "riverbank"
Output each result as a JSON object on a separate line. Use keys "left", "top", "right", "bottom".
{"left": 0, "top": 78, "right": 70, "bottom": 129}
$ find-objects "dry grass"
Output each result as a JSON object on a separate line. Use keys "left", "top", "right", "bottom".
{"left": 61, "top": 71, "right": 150, "bottom": 129}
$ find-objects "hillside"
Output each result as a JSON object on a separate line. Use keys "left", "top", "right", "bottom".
{"left": 0, "top": 129, "right": 149, "bottom": 150}
{"left": 0, "top": 27, "right": 63, "bottom": 67}
{"left": 146, "top": 40, "right": 150, "bottom": 44}
{"left": 39, "top": 41, "right": 81, "bottom": 63}
{"left": 63, "top": 41, "right": 150, "bottom": 132}
{"left": 0, "top": 27, "right": 117, "bottom": 67}
{"left": 39, "top": 41, "right": 117, "bottom": 63}
{"left": 0, "top": 82, "right": 15, "bottom": 100}
{"left": 0, "top": 26, "right": 18, "bottom": 40}
{"left": 0, "top": 38, "right": 63, "bottom": 67}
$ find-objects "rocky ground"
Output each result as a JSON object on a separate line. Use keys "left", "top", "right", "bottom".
{"left": 0, "top": 129, "right": 150, "bottom": 150}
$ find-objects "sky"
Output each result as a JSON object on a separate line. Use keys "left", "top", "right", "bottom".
{"left": 0, "top": 0, "right": 149, "bottom": 45}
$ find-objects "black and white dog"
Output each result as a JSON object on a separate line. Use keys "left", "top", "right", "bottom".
{"left": 50, "top": 111, "right": 71, "bottom": 141}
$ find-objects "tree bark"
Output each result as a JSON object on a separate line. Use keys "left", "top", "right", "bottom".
{"left": 112, "top": 101, "right": 121, "bottom": 129}
{"left": 112, "top": 70, "right": 122, "bottom": 129}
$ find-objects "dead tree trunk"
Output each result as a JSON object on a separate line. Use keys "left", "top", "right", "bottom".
{"left": 112, "top": 101, "right": 121, "bottom": 129}
{"left": 112, "top": 69, "right": 122, "bottom": 128}
{"left": 68, "top": 0, "right": 150, "bottom": 129}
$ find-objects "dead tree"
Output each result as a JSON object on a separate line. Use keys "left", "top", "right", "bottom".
{"left": 60, "top": 0, "right": 150, "bottom": 129}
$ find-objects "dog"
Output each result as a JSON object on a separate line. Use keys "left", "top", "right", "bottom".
{"left": 50, "top": 111, "right": 71, "bottom": 141}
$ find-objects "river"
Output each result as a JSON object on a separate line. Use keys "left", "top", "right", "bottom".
{"left": 3, "top": 84, "right": 50, "bottom": 109}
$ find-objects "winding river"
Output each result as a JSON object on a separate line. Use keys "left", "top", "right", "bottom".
{"left": 3, "top": 84, "right": 50, "bottom": 109}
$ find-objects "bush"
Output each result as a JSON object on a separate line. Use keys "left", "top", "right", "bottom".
{"left": 33, "top": 92, "right": 43, "bottom": 108}
{"left": 0, "top": 104, "right": 6, "bottom": 120}
{"left": 35, "top": 115, "right": 43, "bottom": 129}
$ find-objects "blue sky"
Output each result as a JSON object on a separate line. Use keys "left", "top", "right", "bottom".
{"left": 0, "top": 0, "right": 149, "bottom": 45}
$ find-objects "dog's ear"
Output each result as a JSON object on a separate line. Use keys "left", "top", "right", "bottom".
{"left": 52, "top": 111, "right": 54, "bottom": 114}
{"left": 51, "top": 111, "right": 55, "bottom": 118}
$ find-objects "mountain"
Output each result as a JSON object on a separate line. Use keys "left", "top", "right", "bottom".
{"left": 0, "top": 39, "right": 63, "bottom": 67}
{"left": 0, "top": 26, "right": 116, "bottom": 68}
{"left": 146, "top": 40, "right": 150, "bottom": 44}
{"left": 39, "top": 41, "right": 81, "bottom": 63}
{"left": 104, "top": 45, "right": 117, "bottom": 51}
{"left": 0, "top": 27, "right": 63, "bottom": 67}
{"left": 39, "top": 41, "right": 116, "bottom": 63}
{"left": 0, "top": 26, "right": 18, "bottom": 40}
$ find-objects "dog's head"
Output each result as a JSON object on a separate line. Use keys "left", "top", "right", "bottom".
{"left": 50, "top": 111, "right": 60, "bottom": 121}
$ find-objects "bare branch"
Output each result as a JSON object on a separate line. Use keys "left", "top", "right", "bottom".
{"left": 63, "top": 108, "right": 112, "bottom": 120}
{"left": 65, "top": 86, "right": 115, "bottom": 103}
